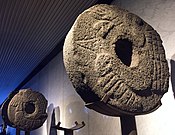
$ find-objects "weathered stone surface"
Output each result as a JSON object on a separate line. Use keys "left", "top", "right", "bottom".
{"left": 63, "top": 4, "right": 169, "bottom": 116}
{"left": 7, "top": 89, "right": 48, "bottom": 131}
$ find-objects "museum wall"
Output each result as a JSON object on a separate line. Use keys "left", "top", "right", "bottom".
{"left": 23, "top": 0, "right": 175, "bottom": 135}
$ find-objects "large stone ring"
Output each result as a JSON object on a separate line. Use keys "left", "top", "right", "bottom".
{"left": 2, "top": 89, "right": 48, "bottom": 131}
{"left": 63, "top": 4, "right": 169, "bottom": 116}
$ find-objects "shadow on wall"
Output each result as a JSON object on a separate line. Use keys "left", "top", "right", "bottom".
{"left": 47, "top": 104, "right": 60, "bottom": 135}
{"left": 171, "top": 54, "right": 175, "bottom": 98}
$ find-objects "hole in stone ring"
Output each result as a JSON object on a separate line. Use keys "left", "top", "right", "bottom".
{"left": 115, "top": 39, "right": 133, "bottom": 66}
{"left": 25, "top": 102, "right": 35, "bottom": 114}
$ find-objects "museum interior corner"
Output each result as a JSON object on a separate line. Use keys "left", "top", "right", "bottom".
{"left": 0, "top": 0, "right": 175, "bottom": 135}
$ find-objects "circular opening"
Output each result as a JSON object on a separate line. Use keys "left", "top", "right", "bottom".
{"left": 115, "top": 39, "right": 133, "bottom": 66}
{"left": 25, "top": 102, "right": 35, "bottom": 114}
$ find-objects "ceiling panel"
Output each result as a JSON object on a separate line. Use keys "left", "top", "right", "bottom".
{"left": 0, "top": 0, "right": 99, "bottom": 103}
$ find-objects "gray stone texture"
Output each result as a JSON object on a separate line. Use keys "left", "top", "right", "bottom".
{"left": 7, "top": 89, "right": 48, "bottom": 131}
{"left": 63, "top": 4, "right": 169, "bottom": 116}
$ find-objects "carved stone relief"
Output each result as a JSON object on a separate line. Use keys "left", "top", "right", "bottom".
{"left": 63, "top": 4, "right": 169, "bottom": 116}
{"left": 7, "top": 89, "right": 48, "bottom": 131}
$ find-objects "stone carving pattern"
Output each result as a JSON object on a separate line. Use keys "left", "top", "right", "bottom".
{"left": 7, "top": 89, "right": 48, "bottom": 131}
{"left": 63, "top": 4, "right": 169, "bottom": 115}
